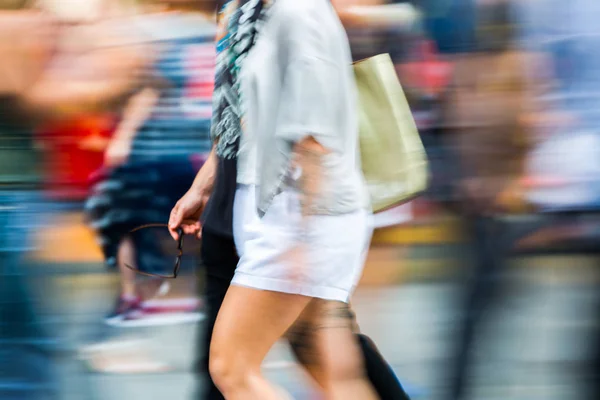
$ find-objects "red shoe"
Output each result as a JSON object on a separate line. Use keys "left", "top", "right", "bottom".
{"left": 105, "top": 295, "right": 142, "bottom": 326}
{"left": 116, "top": 297, "right": 205, "bottom": 328}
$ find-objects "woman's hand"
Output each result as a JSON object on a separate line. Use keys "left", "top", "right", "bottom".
{"left": 168, "top": 148, "right": 218, "bottom": 240}
{"left": 168, "top": 189, "right": 209, "bottom": 240}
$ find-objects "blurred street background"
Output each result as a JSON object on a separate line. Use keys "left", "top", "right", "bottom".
{"left": 3, "top": 0, "right": 600, "bottom": 399}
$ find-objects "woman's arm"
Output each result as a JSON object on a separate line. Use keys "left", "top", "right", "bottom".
{"left": 168, "top": 145, "right": 218, "bottom": 240}
{"left": 190, "top": 145, "right": 218, "bottom": 197}
{"left": 104, "top": 87, "right": 159, "bottom": 167}
{"left": 275, "top": 4, "right": 345, "bottom": 214}
{"left": 293, "top": 137, "right": 329, "bottom": 215}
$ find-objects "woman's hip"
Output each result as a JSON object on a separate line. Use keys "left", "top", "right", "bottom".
{"left": 233, "top": 184, "right": 373, "bottom": 259}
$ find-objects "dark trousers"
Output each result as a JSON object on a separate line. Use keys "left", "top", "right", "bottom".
{"left": 446, "top": 216, "right": 511, "bottom": 400}
{"left": 197, "top": 229, "right": 410, "bottom": 400}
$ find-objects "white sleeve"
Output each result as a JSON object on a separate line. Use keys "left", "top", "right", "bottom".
{"left": 274, "top": 5, "right": 344, "bottom": 150}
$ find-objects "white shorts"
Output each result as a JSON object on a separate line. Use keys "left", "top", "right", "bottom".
{"left": 231, "top": 184, "right": 373, "bottom": 303}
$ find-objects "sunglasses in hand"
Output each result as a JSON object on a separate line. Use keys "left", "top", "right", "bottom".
{"left": 123, "top": 223, "right": 185, "bottom": 279}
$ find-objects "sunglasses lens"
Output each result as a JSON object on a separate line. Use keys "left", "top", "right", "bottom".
{"left": 125, "top": 225, "right": 189, "bottom": 278}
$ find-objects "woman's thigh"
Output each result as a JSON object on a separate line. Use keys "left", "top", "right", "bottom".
{"left": 210, "top": 285, "right": 312, "bottom": 366}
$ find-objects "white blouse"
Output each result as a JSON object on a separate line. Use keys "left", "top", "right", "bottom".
{"left": 238, "top": 0, "right": 368, "bottom": 216}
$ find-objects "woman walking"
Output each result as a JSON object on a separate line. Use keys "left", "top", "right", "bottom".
{"left": 175, "top": 0, "right": 378, "bottom": 398}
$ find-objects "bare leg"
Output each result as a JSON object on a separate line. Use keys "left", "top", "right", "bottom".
{"left": 314, "top": 300, "right": 378, "bottom": 400}
{"left": 288, "top": 300, "right": 378, "bottom": 400}
{"left": 288, "top": 301, "right": 364, "bottom": 387}
{"left": 117, "top": 237, "right": 137, "bottom": 298}
{"left": 209, "top": 285, "right": 312, "bottom": 400}
{"left": 287, "top": 306, "right": 327, "bottom": 389}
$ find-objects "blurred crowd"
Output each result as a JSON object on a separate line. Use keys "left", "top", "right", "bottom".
{"left": 1, "top": 0, "right": 600, "bottom": 399}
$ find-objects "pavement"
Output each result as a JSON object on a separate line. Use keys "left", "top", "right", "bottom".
{"left": 30, "top": 253, "right": 598, "bottom": 400}
{"left": 22, "top": 211, "right": 600, "bottom": 400}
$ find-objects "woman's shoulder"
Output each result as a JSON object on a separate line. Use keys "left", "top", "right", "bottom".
{"left": 273, "top": 0, "right": 341, "bottom": 45}
{"left": 274, "top": 0, "right": 332, "bottom": 25}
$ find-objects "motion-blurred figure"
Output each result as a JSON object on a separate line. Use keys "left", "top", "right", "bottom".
{"left": 0, "top": 5, "right": 60, "bottom": 399}
{"left": 436, "top": 1, "right": 543, "bottom": 398}
{"left": 84, "top": 0, "right": 216, "bottom": 328}
{"left": 0, "top": 0, "right": 151, "bottom": 390}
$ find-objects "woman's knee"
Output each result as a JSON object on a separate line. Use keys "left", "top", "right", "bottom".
{"left": 208, "top": 343, "right": 257, "bottom": 394}
{"left": 208, "top": 346, "right": 237, "bottom": 392}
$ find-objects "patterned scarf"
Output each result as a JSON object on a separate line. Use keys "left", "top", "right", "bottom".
{"left": 211, "top": 0, "right": 272, "bottom": 159}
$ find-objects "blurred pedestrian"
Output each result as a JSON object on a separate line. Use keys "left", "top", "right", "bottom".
{"left": 437, "top": 0, "right": 543, "bottom": 398}
{"left": 0, "top": 4, "right": 61, "bottom": 399}
{"left": 6, "top": 0, "right": 158, "bottom": 380}
{"left": 84, "top": 0, "right": 217, "bottom": 327}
